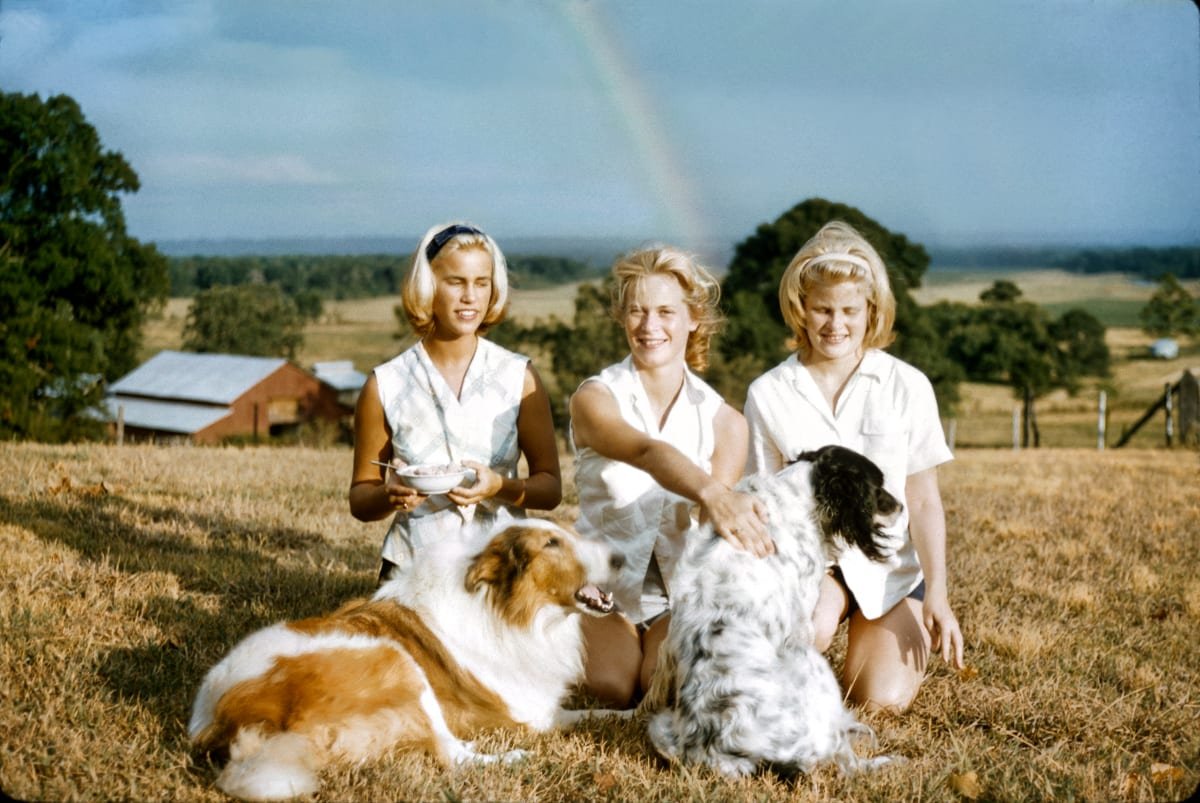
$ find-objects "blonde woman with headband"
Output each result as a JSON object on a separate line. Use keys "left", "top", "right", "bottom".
{"left": 349, "top": 222, "right": 561, "bottom": 582}
{"left": 744, "top": 220, "right": 965, "bottom": 713}
{"left": 570, "top": 246, "right": 772, "bottom": 708}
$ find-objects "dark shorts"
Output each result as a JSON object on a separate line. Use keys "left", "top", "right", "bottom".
{"left": 635, "top": 609, "right": 669, "bottom": 636}
{"left": 378, "top": 557, "right": 399, "bottom": 585}
{"left": 830, "top": 565, "right": 925, "bottom": 619}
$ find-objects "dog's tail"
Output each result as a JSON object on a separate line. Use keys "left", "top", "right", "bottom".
{"left": 830, "top": 718, "right": 897, "bottom": 775}
{"left": 646, "top": 710, "right": 683, "bottom": 763}
{"left": 637, "top": 641, "right": 677, "bottom": 714}
{"left": 215, "top": 729, "right": 322, "bottom": 802}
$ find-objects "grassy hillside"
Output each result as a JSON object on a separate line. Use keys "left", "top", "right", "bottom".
{"left": 0, "top": 444, "right": 1196, "bottom": 801}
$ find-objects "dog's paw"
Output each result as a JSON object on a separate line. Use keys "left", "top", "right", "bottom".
{"left": 592, "top": 707, "right": 636, "bottom": 720}
{"left": 839, "top": 752, "right": 902, "bottom": 775}
{"left": 500, "top": 748, "right": 531, "bottom": 764}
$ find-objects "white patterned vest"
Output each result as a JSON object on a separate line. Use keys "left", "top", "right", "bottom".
{"left": 571, "top": 357, "right": 724, "bottom": 623}
{"left": 374, "top": 338, "right": 528, "bottom": 570}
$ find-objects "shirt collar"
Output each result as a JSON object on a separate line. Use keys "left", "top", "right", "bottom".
{"left": 856, "top": 348, "right": 889, "bottom": 382}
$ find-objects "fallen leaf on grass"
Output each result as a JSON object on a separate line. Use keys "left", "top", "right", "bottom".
{"left": 949, "top": 770, "right": 981, "bottom": 799}
{"left": 1150, "top": 762, "right": 1184, "bottom": 785}
{"left": 592, "top": 771, "right": 617, "bottom": 792}
{"left": 45, "top": 473, "right": 117, "bottom": 497}
{"left": 1121, "top": 772, "right": 1142, "bottom": 797}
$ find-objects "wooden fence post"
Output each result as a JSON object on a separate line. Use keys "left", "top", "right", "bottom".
{"left": 1179, "top": 370, "right": 1198, "bottom": 445}
{"left": 1012, "top": 406, "right": 1020, "bottom": 451}
{"left": 1164, "top": 382, "right": 1173, "bottom": 447}
{"left": 116, "top": 404, "right": 125, "bottom": 446}
{"left": 1097, "top": 390, "right": 1106, "bottom": 450}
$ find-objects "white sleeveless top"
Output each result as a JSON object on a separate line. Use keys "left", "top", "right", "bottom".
{"left": 374, "top": 338, "right": 528, "bottom": 569}
{"left": 571, "top": 357, "right": 725, "bottom": 623}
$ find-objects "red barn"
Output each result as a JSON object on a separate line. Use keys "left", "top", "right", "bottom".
{"left": 104, "top": 350, "right": 345, "bottom": 444}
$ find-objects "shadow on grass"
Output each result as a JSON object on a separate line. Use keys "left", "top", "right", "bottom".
{"left": 0, "top": 490, "right": 378, "bottom": 746}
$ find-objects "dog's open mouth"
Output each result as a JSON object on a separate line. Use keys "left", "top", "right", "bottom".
{"left": 574, "top": 584, "right": 615, "bottom": 615}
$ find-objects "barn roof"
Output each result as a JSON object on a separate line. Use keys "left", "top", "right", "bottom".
{"left": 312, "top": 360, "right": 367, "bottom": 392}
{"left": 102, "top": 396, "right": 230, "bottom": 434}
{"left": 108, "top": 350, "right": 288, "bottom": 404}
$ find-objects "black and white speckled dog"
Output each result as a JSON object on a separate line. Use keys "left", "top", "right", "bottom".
{"left": 639, "top": 444, "right": 901, "bottom": 778}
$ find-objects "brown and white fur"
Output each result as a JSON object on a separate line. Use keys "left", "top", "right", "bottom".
{"left": 639, "top": 445, "right": 901, "bottom": 778}
{"left": 189, "top": 518, "right": 624, "bottom": 801}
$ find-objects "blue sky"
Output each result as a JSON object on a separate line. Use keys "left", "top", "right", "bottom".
{"left": 2, "top": 0, "right": 1198, "bottom": 254}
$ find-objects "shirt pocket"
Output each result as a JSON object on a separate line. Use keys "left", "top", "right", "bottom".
{"left": 859, "top": 414, "right": 908, "bottom": 486}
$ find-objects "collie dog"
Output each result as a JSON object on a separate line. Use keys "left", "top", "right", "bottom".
{"left": 189, "top": 518, "right": 623, "bottom": 801}
{"left": 639, "top": 445, "right": 900, "bottom": 777}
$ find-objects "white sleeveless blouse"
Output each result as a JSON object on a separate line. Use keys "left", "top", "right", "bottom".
{"left": 374, "top": 338, "right": 528, "bottom": 569}
{"left": 571, "top": 357, "right": 724, "bottom": 623}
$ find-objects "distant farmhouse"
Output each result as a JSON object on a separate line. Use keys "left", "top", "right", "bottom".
{"left": 311, "top": 360, "right": 368, "bottom": 409}
{"left": 104, "top": 350, "right": 362, "bottom": 444}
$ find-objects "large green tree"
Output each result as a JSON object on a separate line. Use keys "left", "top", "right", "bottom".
{"left": 717, "top": 197, "right": 962, "bottom": 410}
{"left": 927, "top": 282, "right": 1110, "bottom": 446}
{"left": 1139, "top": 273, "right": 1199, "bottom": 339}
{"left": 1, "top": 92, "right": 168, "bottom": 440}
{"left": 183, "top": 284, "right": 306, "bottom": 359}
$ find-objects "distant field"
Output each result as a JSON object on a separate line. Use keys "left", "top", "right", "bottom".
{"left": 141, "top": 284, "right": 585, "bottom": 371}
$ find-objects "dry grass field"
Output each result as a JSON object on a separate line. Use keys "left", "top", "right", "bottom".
{"left": 1, "top": 443, "right": 1197, "bottom": 802}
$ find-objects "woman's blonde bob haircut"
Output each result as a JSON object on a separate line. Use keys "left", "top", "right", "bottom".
{"left": 778, "top": 220, "right": 896, "bottom": 356}
{"left": 401, "top": 221, "right": 509, "bottom": 337}
{"left": 609, "top": 246, "right": 723, "bottom": 372}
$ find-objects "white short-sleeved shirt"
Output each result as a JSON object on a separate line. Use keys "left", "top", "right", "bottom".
{"left": 571, "top": 357, "right": 725, "bottom": 623}
{"left": 744, "top": 349, "right": 952, "bottom": 619}
{"left": 374, "top": 338, "right": 528, "bottom": 569}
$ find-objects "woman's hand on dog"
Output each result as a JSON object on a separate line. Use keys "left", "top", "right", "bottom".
{"left": 700, "top": 486, "right": 773, "bottom": 557}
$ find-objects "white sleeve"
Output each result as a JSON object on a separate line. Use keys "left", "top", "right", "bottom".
{"left": 744, "top": 384, "right": 786, "bottom": 476}
{"left": 905, "top": 370, "right": 954, "bottom": 474}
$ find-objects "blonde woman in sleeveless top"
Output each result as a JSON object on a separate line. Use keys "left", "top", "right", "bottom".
{"left": 570, "top": 247, "right": 772, "bottom": 708}
{"left": 349, "top": 222, "right": 561, "bottom": 581}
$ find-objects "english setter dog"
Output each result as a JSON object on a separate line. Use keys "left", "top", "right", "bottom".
{"left": 639, "top": 445, "right": 901, "bottom": 778}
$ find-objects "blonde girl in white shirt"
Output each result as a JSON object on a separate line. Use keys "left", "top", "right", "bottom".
{"left": 570, "top": 247, "right": 772, "bottom": 708}
{"left": 744, "top": 220, "right": 965, "bottom": 712}
{"left": 349, "top": 223, "right": 562, "bottom": 581}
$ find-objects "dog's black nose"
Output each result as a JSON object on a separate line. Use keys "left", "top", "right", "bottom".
{"left": 609, "top": 551, "right": 626, "bottom": 571}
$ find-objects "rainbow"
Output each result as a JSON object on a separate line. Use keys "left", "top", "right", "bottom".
{"left": 561, "top": 2, "right": 708, "bottom": 248}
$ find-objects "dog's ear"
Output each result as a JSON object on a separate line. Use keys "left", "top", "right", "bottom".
{"left": 465, "top": 527, "right": 524, "bottom": 594}
{"left": 812, "top": 448, "right": 890, "bottom": 561}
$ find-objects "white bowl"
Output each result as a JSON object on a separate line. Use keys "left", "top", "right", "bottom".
{"left": 397, "top": 463, "right": 468, "bottom": 494}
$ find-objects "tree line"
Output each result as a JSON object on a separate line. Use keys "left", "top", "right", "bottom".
{"left": 927, "top": 245, "right": 1200, "bottom": 279}
{"left": 167, "top": 252, "right": 601, "bottom": 298}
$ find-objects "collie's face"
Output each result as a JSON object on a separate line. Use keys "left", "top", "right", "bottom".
{"left": 465, "top": 521, "right": 623, "bottom": 627}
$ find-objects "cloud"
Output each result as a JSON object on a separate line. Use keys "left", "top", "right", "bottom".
{"left": 144, "top": 152, "right": 338, "bottom": 186}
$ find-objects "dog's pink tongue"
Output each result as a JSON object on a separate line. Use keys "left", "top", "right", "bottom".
{"left": 575, "top": 584, "right": 614, "bottom": 613}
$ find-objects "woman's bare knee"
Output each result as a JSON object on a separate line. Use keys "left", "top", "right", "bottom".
{"left": 581, "top": 613, "right": 640, "bottom": 708}
{"left": 586, "top": 673, "right": 637, "bottom": 709}
{"left": 846, "top": 672, "right": 920, "bottom": 713}
{"left": 812, "top": 573, "right": 849, "bottom": 653}
{"left": 813, "top": 616, "right": 839, "bottom": 653}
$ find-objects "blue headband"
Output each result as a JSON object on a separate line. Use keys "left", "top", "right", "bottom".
{"left": 425, "top": 224, "right": 483, "bottom": 262}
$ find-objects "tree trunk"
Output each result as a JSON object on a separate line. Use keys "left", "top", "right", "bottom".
{"left": 1022, "top": 386, "right": 1040, "bottom": 448}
